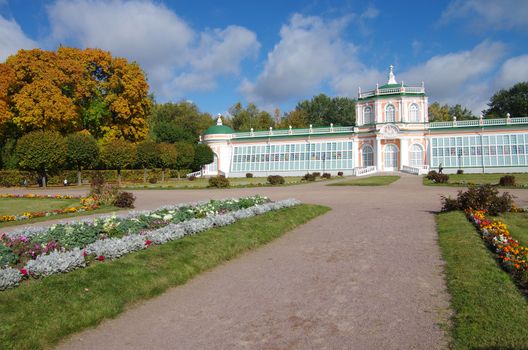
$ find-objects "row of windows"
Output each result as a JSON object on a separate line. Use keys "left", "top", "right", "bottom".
{"left": 363, "top": 103, "right": 420, "bottom": 124}
{"left": 431, "top": 134, "right": 528, "bottom": 167}
{"left": 360, "top": 144, "right": 424, "bottom": 167}
{"left": 231, "top": 141, "right": 355, "bottom": 172}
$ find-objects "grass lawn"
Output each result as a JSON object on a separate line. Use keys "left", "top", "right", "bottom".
{"left": 327, "top": 175, "right": 400, "bottom": 186}
{"left": 424, "top": 172, "right": 528, "bottom": 187}
{"left": 498, "top": 212, "right": 528, "bottom": 246}
{"left": 436, "top": 211, "right": 528, "bottom": 349}
{"left": 122, "top": 176, "right": 309, "bottom": 189}
{"left": 0, "top": 204, "right": 330, "bottom": 350}
{"left": 0, "top": 197, "right": 120, "bottom": 228}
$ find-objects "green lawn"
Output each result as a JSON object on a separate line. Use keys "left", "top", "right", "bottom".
{"left": 498, "top": 212, "right": 528, "bottom": 246}
{"left": 0, "top": 198, "right": 120, "bottom": 228}
{"left": 424, "top": 172, "right": 528, "bottom": 187}
{"left": 0, "top": 204, "right": 330, "bottom": 350}
{"left": 436, "top": 211, "right": 528, "bottom": 349}
{"left": 327, "top": 175, "right": 400, "bottom": 186}
{"left": 122, "top": 176, "right": 309, "bottom": 189}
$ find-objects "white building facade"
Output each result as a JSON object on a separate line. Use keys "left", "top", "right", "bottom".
{"left": 199, "top": 66, "right": 528, "bottom": 177}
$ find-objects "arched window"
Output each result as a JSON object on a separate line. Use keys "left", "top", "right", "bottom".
{"left": 385, "top": 104, "right": 395, "bottom": 122}
{"left": 384, "top": 144, "right": 398, "bottom": 169}
{"left": 409, "top": 103, "right": 419, "bottom": 122}
{"left": 364, "top": 106, "right": 373, "bottom": 124}
{"left": 409, "top": 144, "right": 423, "bottom": 167}
{"left": 362, "top": 144, "right": 374, "bottom": 167}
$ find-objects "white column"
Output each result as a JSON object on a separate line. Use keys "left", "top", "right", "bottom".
{"left": 400, "top": 138, "right": 409, "bottom": 168}
{"left": 376, "top": 138, "right": 382, "bottom": 171}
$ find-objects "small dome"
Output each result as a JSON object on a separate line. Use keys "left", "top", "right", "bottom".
{"left": 203, "top": 124, "right": 234, "bottom": 135}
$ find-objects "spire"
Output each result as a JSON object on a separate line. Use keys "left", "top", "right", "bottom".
{"left": 387, "top": 64, "right": 397, "bottom": 84}
{"left": 216, "top": 114, "right": 223, "bottom": 126}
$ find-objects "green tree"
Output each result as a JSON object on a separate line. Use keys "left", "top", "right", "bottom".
{"left": 276, "top": 109, "right": 309, "bottom": 129}
{"left": 157, "top": 143, "right": 178, "bottom": 182}
{"left": 66, "top": 133, "right": 99, "bottom": 185}
{"left": 193, "top": 144, "right": 215, "bottom": 174}
{"left": 101, "top": 139, "right": 136, "bottom": 186}
{"left": 15, "top": 131, "right": 67, "bottom": 187}
{"left": 174, "top": 141, "right": 195, "bottom": 178}
{"left": 229, "top": 102, "right": 275, "bottom": 131}
{"left": 484, "top": 82, "right": 528, "bottom": 118}
{"left": 449, "top": 104, "right": 475, "bottom": 120}
{"left": 136, "top": 140, "right": 160, "bottom": 183}
{"left": 428, "top": 102, "right": 450, "bottom": 121}
{"left": 295, "top": 94, "right": 355, "bottom": 127}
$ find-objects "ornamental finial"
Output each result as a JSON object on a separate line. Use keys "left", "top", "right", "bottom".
{"left": 388, "top": 64, "right": 397, "bottom": 84}
{"left": 216, "top": 114, "right": 223, "bottom": 126}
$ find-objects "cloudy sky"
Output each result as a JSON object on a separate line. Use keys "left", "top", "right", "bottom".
{"left": 1, "top": 0, "right": 527, "bottom": 116}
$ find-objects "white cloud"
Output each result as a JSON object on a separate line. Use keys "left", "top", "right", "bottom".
{"left": 495, "top": 55, "right": 528, "bottom": 89}
{"left": 0, "top": 15, "right": 38, "bottom": 62}
{"left": 240, "top": 14, "right": 356, "bottom": 104}
{"left": 441, "top": 0, "right": 528, "bottom": 31}
{"left": 47, "top": 0, "right": 259, "bottom": 100}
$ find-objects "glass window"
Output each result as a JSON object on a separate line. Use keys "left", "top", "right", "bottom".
{"left": 409, "top": 104, "right": 419, "bottom": 122}
{"left": 364, "top": 106, "right": 373, "bottom": 124}
{"left": 385, "top": 104, "right": 395, "bottom": 122}
{"left": 362, "top": 145, "right": 374, "bottom": 167}
{"left": 409, "top": 144, "right": 423, "bottom": 167}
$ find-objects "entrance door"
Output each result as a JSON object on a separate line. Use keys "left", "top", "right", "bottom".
{"left": 384, "top": 144, "right": 398, "bottom": 171}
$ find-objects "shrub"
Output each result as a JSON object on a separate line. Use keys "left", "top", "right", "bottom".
{"left": 188, "top": 175, "right": 196, "bottom": 181}
{"left": 149, "top": 177, "right": 158, "bottom": 184}
{"left": 312, "top": 172, "right": 321, "bottom": 178}
{"left": 441, "top": 184, "right": 514, "bottom": 215}
{"left": 426, "top": 170, "right": 449, "bottom": 183}
{"left": 499, "top": 175, "right": 516, "bottom": 187}
{"left": 456, "top": 169, "right": 464, "bottom": 175}
{"left": 267, "top": 175, "right": 285, "bottom": 185}
{"left": 302, "top": 173, "right": 316, "bottom": 182}
{"left": 322, "top": 173, "right": 331, "bottom": 179}
{"left": 113, "top": 191, "right": 136, "bottom": 208}
{"left": 246, "top": 173, "right": 253, "bottom": 178}
{"left": 90, "top": 183, "right": 119, "bottom": 206}
{"left": 337, "top": 171, "right": 344, "bottom": 177}
{"left": 208, "top": 175, "right": 230, "bottom": 188}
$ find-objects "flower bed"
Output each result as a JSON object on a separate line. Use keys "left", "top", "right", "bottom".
{"left": 466, "top": 209, "right": 528, "bottom": 273}
{"left": 0, "top": 194, "right": 99, "bottom": 223}
{"left": 0, "top": 195, "right": 300, "bottom": 290}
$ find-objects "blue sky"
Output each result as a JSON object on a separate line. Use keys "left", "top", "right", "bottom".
{"left": 1, "top": 0, "right": 527, "bottom": 116}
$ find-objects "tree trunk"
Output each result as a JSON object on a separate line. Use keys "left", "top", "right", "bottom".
{"left": 117, "top": 169, "right": 121, "bottom": 187}
{"left": 42, "top": 175, "right": 47, "bottom": 188}
{"left": 143, "top": 167, "right": 147, "bottom": 184}
{"left": 161, "top": 169, "right": 165, "bottom": 182}
{"left": 77, "top": 169, "right": 82, "bottom": 186}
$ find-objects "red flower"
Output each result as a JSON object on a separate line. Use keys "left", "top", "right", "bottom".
{"left": 145, "top": 239, "right": 152, "bottom": 246}
{"left": 82, "top": 250, "right": 87, "bottom": 257}
{"left": 98, "top": 255, "right": 105, "bottom": 261}
{"left": 19, "top": 268, "right": 28, "bottom": 276}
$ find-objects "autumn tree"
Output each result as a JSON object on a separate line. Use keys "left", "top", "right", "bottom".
{"left": 101, "top": 139, "right": 136, "bottom": 186}
{"left": 136, "top": 140, "right": 160, "bottom": 183}
{"left": 484, "top": 82, "right": 528, "bottom": 118}
{"left": 66, "top": 133, "right": 100, "bottom": 186}
{"left": 157, "top": 143, "right": 178, "bottom": 182}
{"left": 15, "top": 131, "right": 67, "bottom": 187}
{"left": 428, "top": 102, "right": 475, "bottom": 121}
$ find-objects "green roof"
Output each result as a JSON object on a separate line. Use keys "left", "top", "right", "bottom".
{"left": 203, "top": 124, "right": 235, "bottom": 135}
{"left": 378, "top": 83, "right": 407, "bottom": 89}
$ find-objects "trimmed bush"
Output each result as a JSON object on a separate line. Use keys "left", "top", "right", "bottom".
{"left": 246, "top": 173, "right": 253, "bottom": 178}
{"left": 322, "top": 173, "right": 331, "bottom": 179}
{"left": 426, "top": 170, "right": 449, "bottom": 183}
{"left": 188, "top": 175, "right": 196, "bottom": 181}
{"left": 302, "top": 173, "right": 316, "bottom": 182}
{"left": 208, "top": 176, "right": 230, "bottom": 188}
{"left": 267, "top": 175, "right": 285, "bottom": 185}
{"left": 499, "top": 175, "right": 516, "bottom": 187}
{"left": 312, "top": 172, "right": 321, "bottom": 178}
{"left": 441, "top": 184, "right": 514, "bottom": 215}
{"left": 113, "top": 191, "right": 136, "bottom": 208}
{"left": 337, "top": 171, "right": 344, "bottom": 177}
{"left": 149, "top": 177, "right": 158, "bottom": 184}
{"left": 456, "top": 169, "right": 464, "bottom": 175}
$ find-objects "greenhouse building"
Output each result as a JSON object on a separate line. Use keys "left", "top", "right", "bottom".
{"left": 197, "top": 66, "right": 528, "bottom": 178}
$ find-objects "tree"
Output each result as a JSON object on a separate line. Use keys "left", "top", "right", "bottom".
{"left": 157, "top": 143, "right": 178, "bottom": 182}
{"left": 428, "top": 102, "right": 450, "bottom": 121}
{"left": 295, "top": 94, "right": 355, "bottom": 127}
{"left": 449, "top": 104, "right": 475, "bottom": 120}
{"left": 101, "top": 139, "right": 136, "bottom": 186}
{"left": 15, "top": 131, "right": 67, "bottom": 187}
{"left": 484, "top": 82, "right": 528, "bottom": 118}
{"left": 66, "top": 133, "right": 99, "bottom": 185}
{"left": 0, "top": 47, "right": 151, "bottom": 141}
{"left": 276, "top": 109, "right": 309, "bottom": 129}
{"left": 174, "top": 141, "right": 195, "bottom": 178}
{"left": 136, "top": 140, "right": 160, "bottom": 183}
{"left": 229, "top": 102, "right": 275, "bottom": 131}
{"left": 192, "top": 144, "right": 215, "bottom": 173}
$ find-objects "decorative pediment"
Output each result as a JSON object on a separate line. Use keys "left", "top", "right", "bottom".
{"left": 379, "top": 124, "right": 400, "bottom": 138}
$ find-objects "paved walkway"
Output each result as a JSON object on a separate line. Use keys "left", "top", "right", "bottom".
{"left": 7, "top": 175, "right": 528, "bottom": 349}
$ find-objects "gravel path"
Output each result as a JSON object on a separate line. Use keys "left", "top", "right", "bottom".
{"left": 7, "top": 175, "right": 528, "bottom": 349}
